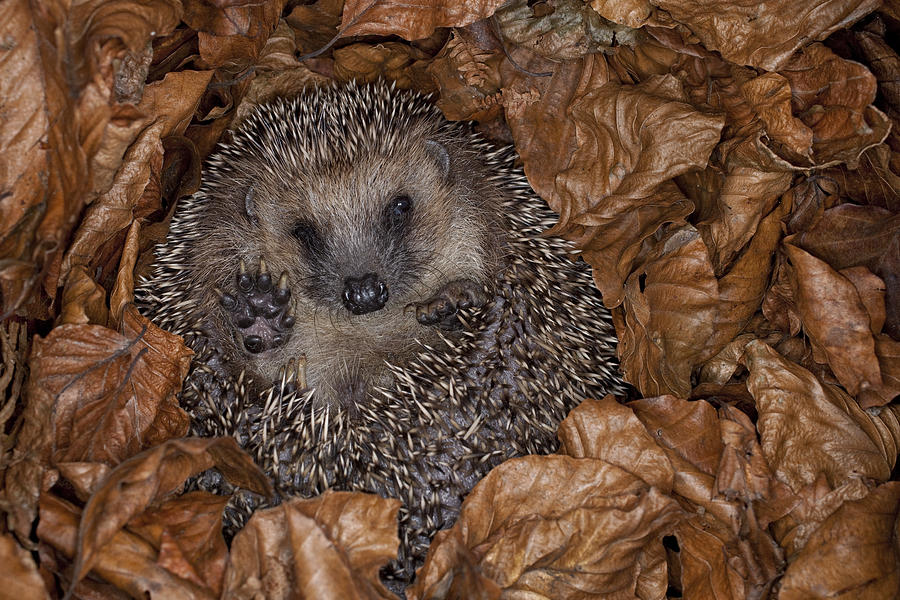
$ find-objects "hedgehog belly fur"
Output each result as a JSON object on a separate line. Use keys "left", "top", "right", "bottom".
{"left": 135, "top": 81, "right": 626, "bottom": 586}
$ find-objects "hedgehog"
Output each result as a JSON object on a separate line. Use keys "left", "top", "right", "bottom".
{"left": 136, "top": 80, "right": 627, "bottom": 587}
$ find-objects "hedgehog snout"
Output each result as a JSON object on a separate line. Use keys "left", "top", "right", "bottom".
{"left": 342, "top": 273, "right": 389, "bottom": 314}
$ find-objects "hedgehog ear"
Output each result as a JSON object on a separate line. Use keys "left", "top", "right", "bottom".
{"left": 425, "top": 140, "right": 450, "bottom": 180}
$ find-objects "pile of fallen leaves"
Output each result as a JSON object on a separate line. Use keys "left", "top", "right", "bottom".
{"left": 1, "top": 0, "right": 898, "bottom": 598}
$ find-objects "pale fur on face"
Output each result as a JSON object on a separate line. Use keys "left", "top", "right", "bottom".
{"left": 184, "top": 104, "right": 506, "bottom": 407}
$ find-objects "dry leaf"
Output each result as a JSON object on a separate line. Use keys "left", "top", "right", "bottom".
{"left": 651, "top": 0, "right": 878, "bottom": 70}
{"left": 223, "top": 492, "right": 399, "bottom": 600}
{"left": 779, "top": 482, "right": 900, "bottom": 599}
{"left": 38, "top": 492, "right": 215, "bottom": 599}
{"left": 0, "top": 533, "right": 50, "bottom": 600}
{"left": 784, "top": 243, "right": 882, "bottom": 396}
{"left": 339, "top": 0, "right": 508, "bottom": 40}
{"left": 744, "top": 340, "right": 894, "bottom": 491}
{"left": 70, "top": 437, "right": 272, "bottom": 591}
{"left": 409, "top": 454, "right": 682, "bottom": 599}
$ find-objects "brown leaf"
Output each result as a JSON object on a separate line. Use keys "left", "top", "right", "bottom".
{"left": 26, "top": 305, "right": 190, "bottom": 465}
{"left": 223, "top": 492, "right": 399, "bottom": 600}
{"left": 650, "top": 0, "right": 878, "bottom": 70}
{"left": 60, "top": 70, "right": 214, "bottom": 286}
{"left": 0, "top": 532, "right": 51, "bottom": 600}
{"left": 617, "top": 226, "right": 719, "bottom": 397}
{"left": 71, "top": 437, "right": 272, "bottom": 591}
{"left": 779, "top": 43, "right": 891, "bottom": 168}
{"left": 56, "top": 462, "right": 111, "bottom": 502}
{"left": 739, "top": 73, "right": 813, "bottom": 162}
{"left": 409, "top": 455, "right": 682, "bottom": 599}
{"left": 0, "top": 0, "right": 182, "bottom": 318}
{"left": 339, "top": 0, "right": 507, "bottom": 40}
{"left": 59, "top": 266, "right": 110, "bottom": 326}
{"left": 558, "top": 396, "right": 674, "bottom": 492}
{"left": 858, "top": 335, "right": 900, "bottom": 408}
{"left": 333, "top": 42, "right": 435, "bottom": 91}
{"left": 38, "top": 492, "right": 215, "bottom": 599}
{"left": 495, "top": 0, "right": 631, "bottom": 60}
{"left": 500, "top": 50, "right": 612, "bottom": 224}
{"left": 561, "top": 75, "right": 724, "bottom": 230}
{"left": 839, "top": 266, "right": 886, "bottom": 335}
{"left": 784, "top": 243, "right": 882, "bottom": 395}
{"left": 285, "top": 0, "right": 343, "bottom": 55}
{"left": 427, "top": 32, "right": 504, "bottom": 122}
{"left": 128, "top": 492, "right": 230, "bottom": 596}
{"left": 779, "top": 482, "right": 900, "bottom": 599}
{"left": 185, "top": 0, "right": 285, "bottom": 69}
{"left": 580, "top": 181, "right": 693, "bottom": 308}
{"left": 793, "top": 203, "right": 900, "bottom": 337}
{"left": 698, "top": 168, "right": 792, "bottom": 274}
{"left": 744, "top": 340, "right": 894, "bottom": 491}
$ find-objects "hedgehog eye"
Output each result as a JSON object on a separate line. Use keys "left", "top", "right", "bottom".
{"left": 291, "top": 220, "right": 321, "bottom": 251}
{"left": 385, "top": 195, "right": 413, "bottom": 229}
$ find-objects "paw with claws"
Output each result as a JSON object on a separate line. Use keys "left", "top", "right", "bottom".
{"left": 413, "top": 279, "right": 489, "bottom": 328}
{"left": 220, "top": 258, "right": 295, "bottom": 355}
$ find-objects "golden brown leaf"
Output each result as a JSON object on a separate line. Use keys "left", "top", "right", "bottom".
{"left": 333, "top": 42, "right": 434, "bottom": 91}
{"left": 223, "top": 492, "right": 399, "bottom": 600}
{"left": 70, "top": 437, "right": 271, "bottom": 592}
{"left": 744, "top": 340, "right": 894, "bottom": 491}
{"left": 0, "top": 532, "right": 50, "bottom": 600}
{"left": 427, "top": 32, "right": 504, "bottom": 122}
{"left": 784, "top": 243, "right": 882, "bottom": 396}
{"left": 128, "top": 492, "right": 230, "bottom": 595}
{"left": 59, "top": 266, "right": 110, "bottom": 327}
{"left": 617, "top": 226, "right": 719, "bottom": 397}
{"left": 60, "top": 70, "right": 214, "bottom": 286}
{"left": 409, "top": 455, "right": 681, "bottom": 599}
{"left": 779, "top": 482, "right": 900, "bottom": 599}
{"left": 339, "top": 0, "right": 507, "bottom": 40}
{"left": 651, "top": 0, "right": 877, "bottom": 71}
{"left": 38, "top": 492, "right": 214, "bottom": 599}
{"left": 793, "top": 203, "right": 900, "bottom": 337}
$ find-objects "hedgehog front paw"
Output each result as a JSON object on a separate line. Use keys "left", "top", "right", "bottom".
{"left": 413, "top": 279, "right": 489, "bottom": 328}
{"left": 220, "top": 258, "right": 295, "bottom": 355}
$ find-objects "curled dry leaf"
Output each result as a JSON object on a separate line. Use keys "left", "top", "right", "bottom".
{"left": 38, "top": 492, "right": 214, "bottom": 600}
{"left": 70, "top": 436, "right": 272, "bottom": 593}
{"left": 339, "top": 0, "right": 508, "bottom": 40}
{"left": 793, "top": 203, "right": 900, "bottom": 338}
{"left": 58, "top": 266, "right": 110, "bottom": 327}
{"left": 495, "top": 0, "right": 634, "bottom": 61}
{"left": 184, "top": 0, "right": 285, "bottom": 69}
{"left": 500, "top": 49, "right": 612, "bottom": 225}
{"left": 616, "top": 225, "right": 719, "bottom": 398}
{"left": 56, "top": 462, "right": 111, "bottom": 502}
{"left": 427, "top": 33, "right": 504, "bottom": 122}
{"left": 0, "top": 532, "right": 50, "bottom": 600}
{"left": 128, "top": 492, "right": 230, "bottom": 596}
{"left": 410, "top": 454, "right": 682, "bottom": 599}
{"left": 223, "top": 492, "right": 399, "bottom": 600}
{"left": 696, "top": 168, "right": 791, "bottom": 274}
{"left": 333, "top": 42, "right": 435, "bottom": 91}
{"left": 778, "top": 43, "right": 891, "bottom": 168}
{"left": 59, "top": 70, "right": 214, "bottom": 286}
{"left": 779, "top": 482, "right": 900, "bottom": 600}
{"left": 744, "top": 340, "right": 895, "bottom": 492}
{"left": 783, "top": 243, "right": 882, "bottom": 396}
{"left": 0, "top": 0, "right": 182, "bottom": 318}
{"left": 651, "top": 0, "right": 877, "bottom": 71}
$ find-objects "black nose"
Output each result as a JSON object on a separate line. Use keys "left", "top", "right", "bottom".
{"left": 342, "top": 273, "right": 389, "bottom": 315}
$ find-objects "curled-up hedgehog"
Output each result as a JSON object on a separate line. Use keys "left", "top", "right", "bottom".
{"left": 137, "top": 80, "right": 627, "bottom": 586}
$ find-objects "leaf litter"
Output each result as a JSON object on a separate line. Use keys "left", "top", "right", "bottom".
{"left": 0, "top": 0, "right": 898, "bottom": 598}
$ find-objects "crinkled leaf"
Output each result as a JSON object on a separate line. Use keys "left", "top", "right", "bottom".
{"left": 128, "top": 492, "right": 230, "bottom": 596}
{"left": 784, "top": 243, "right": 882, "bottom": 395}
{"left": 223, "top": 492, "right": 399, "bottom": 600}
{"left": 71, "top": 437, "right": 271, "bottom": 592}
{"left": 38, "top": 492, "right": 214, "bottom": 599}
{"left": 617, "top": 226, "right": 719, "bottom": 397}
{"left": 409, "top": 455, "right": 682, "bottom": 599}
{"left": 339, "top": 0, "right": 507, "bottom": 40}
{"left": 651, "top": 0, "right": 877, "bottom": 70}
{"left": 744, "top": 340, "right": 893, "bottom": 491}
{"left": 0, "top": 533, "right": 50, "bottom": 600}
{"left": 780, "top": 482, "right": 900, "bottom": 599}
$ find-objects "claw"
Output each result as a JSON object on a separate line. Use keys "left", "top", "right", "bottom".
{"left": 274, "top": 272, "right": 291, "bottom": 304}
{"left": 237, "top": 259, "right": 252, "bottom": 292}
